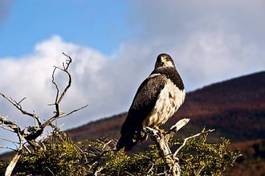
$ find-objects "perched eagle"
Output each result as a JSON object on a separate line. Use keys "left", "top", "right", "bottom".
{"left": 116, "top": 53, "right": 185, "bottom": 151}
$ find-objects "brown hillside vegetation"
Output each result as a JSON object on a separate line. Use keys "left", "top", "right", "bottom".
{"left": 68, "top": 71, "right": 265, "bottom": 141}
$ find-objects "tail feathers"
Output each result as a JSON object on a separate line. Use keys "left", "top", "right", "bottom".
{"left": 116, "top": 130, "right": 147, "bottom": 151}
{"left": 116, "top": 133, "right": 138, "bottom": 151}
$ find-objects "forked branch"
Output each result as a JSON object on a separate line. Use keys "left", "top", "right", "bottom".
{"left": 146, "top": 118, "right": 215, "bottom": 176}
{"left": 0, "top": 53, "right": 87, "bottom": 176}
{"left": 0, "top": 93, "right": 41, "bottom": 125}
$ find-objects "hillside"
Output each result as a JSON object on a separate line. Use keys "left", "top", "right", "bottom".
{"left": 67, "top": 71, "right": 265, "bottom": 142}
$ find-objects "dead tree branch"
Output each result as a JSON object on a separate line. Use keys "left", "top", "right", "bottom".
{"left": 42, "top": 52, "right": 78, "bottom": 128}
{"left": 0, "top": 53, "right": 87, "bottom": 176}
{"left": 173, "top": 129, "right": 215, "bottom": 158}
{"left": 0, "top": 94, "right": 41, "bottom": 127}
{"left": 2, "top": 121, "right": 24, "bottom": 176}
{"left": 146, "top": 118, "right": 215, "bottom": 176}
{"left": 0, "top": 115, "right": 22, "bottom": 134}
{"left": 146, "top": 127, "right": 180, "bottom": 176}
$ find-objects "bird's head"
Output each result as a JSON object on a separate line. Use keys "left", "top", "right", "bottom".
{"left": 155, "top": 53, "right": 175, "bottom": 69}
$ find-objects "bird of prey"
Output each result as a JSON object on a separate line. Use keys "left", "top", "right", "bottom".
{"left": 116, "top": 53, "right": 185, "bottom": 151}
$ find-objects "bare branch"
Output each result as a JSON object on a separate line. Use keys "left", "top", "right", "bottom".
{"left": 51, "top": 67, "right": 60, "bottom": 103}
{"left": 46, "top": 167, "right": 55, "bottom": 176}
{"left": 144, "top": 118, "right": 216, "bottom": 176}
{"left": 145, "top": 127, "right": 180, "bottom": 176}
{"left": 0, "top": 93, "right": 41, "bottom": 125}
{"left": 57, "top": 105, "right": 88, "bottom": 119}
{"left": 23, "top": 144, "right": 32, "bottom": 154}
{"left": 62, "top": 52, "right": 72, "bottom": 70}
{"left": 0, "top": 53, "right": 87, "bottom": 175}
{"left": 5, "top": 152, "right": 22, "bottom": 176}
{"left": 124, "top": 171, "right": 135, "bottom": 176}
{"left": 0, "top": 93, "right": 36, "bottom": 118}
{"left": 0, "top": 114, "right": 40, "bottom": 175}
{"left": 52, "top": 52, "right": 72, "bottom": 104}
{"left": 173, "top": 129, "right": 215, "bottom": 158}
{"left": 57, "top": 68, "right": 72, "bottom": 104}
{"left": 0, "top": 126, "right": 14, "bottom": 132}
{"left": 45, "top": 52, "right": 73, "bottom": 128}
{"left": 42, "top": 105, "right": 87, "bottom": 130}
{"left": 0, "top": 115, "right": 21, "bottom": 134}
{"left": 93, "top": 166, "right": 103, "bottom": 176}
{"left": 147, "top": 163, "right": 155, "bottom": 175}
{"left": 169, "top": 118, "right": 190, "bottom": 133}
{"left": 102, "top": 140, "right": 113, "bottom": 151}
{"left": 5, "top": 130, "right": 23, "bottom": 176}
{"left": 17, "top": 97, "right": 27, "bottom": 104}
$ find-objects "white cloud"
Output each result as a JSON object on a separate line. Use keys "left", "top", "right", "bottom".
{"left": 129, "top": 0, "right": 265, "bottom": 89}
{"left": 168, "top": 30, "right": 265, "bottom": 89}
{"left": 0, "top": 36, "right": 108, "bottom": 126}
{"left": 0, "top": 36, "right": 154, "bottom": 132}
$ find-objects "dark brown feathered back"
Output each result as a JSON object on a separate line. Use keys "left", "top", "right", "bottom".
{"left": 116, "top": 75, "right": 167, "bottom": 150}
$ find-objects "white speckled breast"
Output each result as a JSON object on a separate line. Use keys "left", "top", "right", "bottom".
{"left": 143, "top": 79, "right": 185, "bottom": 127}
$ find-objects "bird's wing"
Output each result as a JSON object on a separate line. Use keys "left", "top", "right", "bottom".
{"left": 121, "top": 73, "right": 167, "bottom": 133}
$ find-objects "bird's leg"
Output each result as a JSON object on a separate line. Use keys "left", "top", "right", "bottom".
{"left": 144, "top": 127, "right": 159, "bottom": 137}
{"left": 156, "top": 127, "right": 167, "bottom": 135}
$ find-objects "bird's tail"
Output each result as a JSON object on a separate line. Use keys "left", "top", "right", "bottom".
{"left": 116, "top": 132, "right": 138, "bottom": 151}
{"left": 116, "top": 129, "right": 148, "bottom": 151}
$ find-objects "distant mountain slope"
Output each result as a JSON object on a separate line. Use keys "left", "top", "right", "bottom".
{"left": 189, "top": 70, "right": 265, "bottom": 104}
{"left": 67, "top": 71, "right": 265, "bottom": 142}
{"left": 172, "top": 71, "right": 265, "bottom": 141}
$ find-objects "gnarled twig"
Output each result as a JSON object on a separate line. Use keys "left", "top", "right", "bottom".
{"left": 145, "top": 118, "right": 215, "bottom": 176}
{"left": 0, "top": 53, "right": 87, "bottom": 176}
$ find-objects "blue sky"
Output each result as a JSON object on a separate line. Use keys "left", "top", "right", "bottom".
{"left": 0, "top": 0, "right": 131, "bottom": 57}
